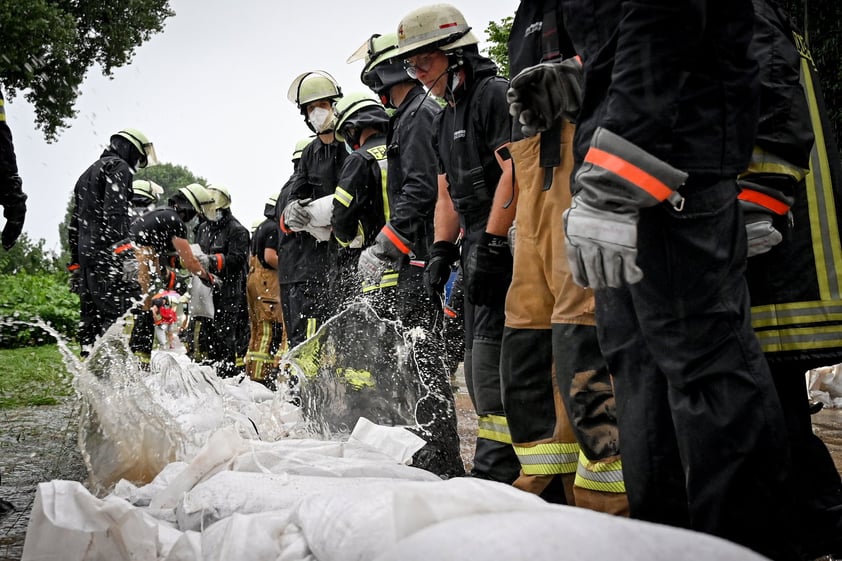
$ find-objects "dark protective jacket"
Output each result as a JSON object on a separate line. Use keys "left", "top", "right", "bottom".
{"left": 251, "top": 218, "right": 279, "bottom": 269}
{"left": 385, "top": 86, "right": 441, "bottom": 261}
{"left": 332, "top": 133, "right": 389, "bottom": 248}
{"left": 280, "top": 137, "right": 348, "bottom": 284}
{"left": 560, "top": 0, "right": 759, "bottom": 186}
{"left": 195, "top": 209, "right": 249, "bottom": 308}
{"left": 433, "top": 52, "right": 512, "bottom": 228}
{"left": 746, "top": 0, "right": 842, "bottom": 370}
{"left": 0, "top": 89, "right": 26, "bottom": 218}
{"left": 69, "top": 146, "right": 136, "bottom": 268}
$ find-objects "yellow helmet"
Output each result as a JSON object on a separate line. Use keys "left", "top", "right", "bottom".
{"left": 395, "top": 3, "right": 478, "bottom": 59}
{"left": 131, "top": 179, "right": 164, "bottom": 204}
{"left": 333, "top": 92, "right": 388, "bottom": 145}
{"left": 172, "top": 183, "right": 215, "bottom": 219}
{"left": 287, "top": 71, "right": 342, "bottom": 109}
{"left": 206, "top": 184, "right": 231, "bottom": 210}
{"left": 348, "top": 33, "right": 411, "bottom": 94}
{"left": 113, "top": 128, "right": 159, "bottom": 168}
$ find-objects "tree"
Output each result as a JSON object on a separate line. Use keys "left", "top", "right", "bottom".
{"left": 0, "top": 0, "right": 174, "bottom": 141}
{"left": 484, "top": 17, "right": 513, "bottom": 78}
{"left": 58, "top": 162, "right": 207, "bottom": 263}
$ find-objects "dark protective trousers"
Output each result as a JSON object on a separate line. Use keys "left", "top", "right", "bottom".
{"left": 461, "top": 227, "right": 521, "bottom": 484}
{"left": 79, "top": 263, "right": 133, "bottom": 350}
{"left": 281, "top": 279, "right": 332, "bottom": 349}
{"left": 594, "top": 179, "right": 795, "bottom": 560}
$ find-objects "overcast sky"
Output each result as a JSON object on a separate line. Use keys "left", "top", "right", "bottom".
{"left": 6, "top": 0, "right": 518, "bottom": 252}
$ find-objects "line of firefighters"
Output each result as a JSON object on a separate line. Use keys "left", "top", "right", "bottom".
{"left": 25, "top": 1, "right": 842, "bottom": 560}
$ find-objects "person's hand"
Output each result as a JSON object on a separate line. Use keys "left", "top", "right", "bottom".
{"left": 465, "top": 233, "right": 512, "bottom": 306}
{"left": 507, "top": 58, "right": 583, "bottom": 137}
{"left": 1, "top": 175, "right": 26, "bottom": 250}
{"left": 424, "top": 241, "right": 459, "bottom": 297}
{"left": 357, "top": 224, "right": 413, "bottom": 283}
{"left": 122, "top": 260, "right": 139, "bottom": 284}
{"left": 281, "top": 198, "right": 312, "bottom": 231}
{"left": 737, "top": 178, "right": 793, "bottom": 258}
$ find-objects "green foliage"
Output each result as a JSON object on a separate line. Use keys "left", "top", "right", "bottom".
{"left": 0, "top": 232, "right": 61, "bottom": 275}
{"left": 134, "top": 162, "right": 208, "bottom": 201}
{"left": 0, "top": 273, "right": 79, "bottom": 348}
{"left": 484, "top": 16, "right": 513, "bottom": 78}
{"left": 0, "top": 0, "right": 174, "bottom": 141}
{"left": 0, "top": 344, "right": 73, "bottom": 408}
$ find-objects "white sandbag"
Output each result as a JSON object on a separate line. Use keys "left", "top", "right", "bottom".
{"left": 348, "top": 417, "right": 426, "bottom": 464}
{"left": 373, "top": 509, "right": 770, "bottom": 561}
{"left": 113, "top": 461, "right": 189, "bottom": 507}
{"left": 176, "top": 471, "right": 403, "bottom": 531}
{"left": 201, "top": 511, "right": 314, "bottom": 561}
{"left": 292, "top": 477, "right": 546, "bottom": 561}
{"left": 22, "top": 480, "right": 185, "bottom": 561}
{"left": 299, "top": 195, "right": 333, "bottom": 242}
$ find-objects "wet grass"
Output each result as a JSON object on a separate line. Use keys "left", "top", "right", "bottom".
{"left": 0, "top": 345, "right": 73, "bottom": 409}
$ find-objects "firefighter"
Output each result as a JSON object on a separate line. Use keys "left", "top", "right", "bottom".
{"left": 68, "top": 128, "right": 159, "bottom": 356}
{"left": 507, "top": 0, "right": 795, "bottom": 557}
{"left": 0, "top": 86, "right": 27, "bottom": 251}
{"left": 245, "top": 193, "right": 285, "bottom": 386}
{"left": 195, "top": 184, "right": 250, "bottom": 378}
{"left": 396, "top": 4, "right": 520, "bottom": 484}
{"left": 128, "top": 183, "right": 216, "bottom": 367}
{"left": 280, "top": 71, "right": 348, "bottom": 345}
{"left": 744, "top": 1, "right": 842, "bottom": 557}
{"left": 499, "top": 0, "right": 627, "bottom": 513}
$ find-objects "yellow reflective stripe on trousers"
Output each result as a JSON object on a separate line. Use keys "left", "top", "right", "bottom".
{"left": 334, "top": 186, "right": 354, "bottom": 208}
{"left": 477, "top": 414, "right": 512, "bottom": 444}
{"left": 573, "top": 451, "right": 626, "bottom": 493}
{"left": 306, "top": 318, "right": 317, "bottom": 339}
{"left": 513, "top": 441, "right": 579, "bottom": 475}
{"left": 0, "top": 97, "right": 5, "bottom": 120}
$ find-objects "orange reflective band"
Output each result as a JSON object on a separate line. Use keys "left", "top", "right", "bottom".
{"left": 113, "top": 243, "right": 133, "bottom": 255}
{"left": 383, "top": 226, "right": 411, "bottom": 255}
{"left": 167, "top": 271, "right": 176, "bottom": 290}
{"left": 444, "top": 306, "right": 457, "bottom": 318}
{"left": 737, "top": 189, "right": 791, "bottom": 215}
{"left": 215, "top": 254, "right": 224, "bottom": 271}
{"left": 279, "top": 215, "right": 292, "bottom": 234}
{"left": 67, "top": 263, "right": 80, "bottom": 272}
{"left": 585, "top": 146, "right": 674, "bottom": 202}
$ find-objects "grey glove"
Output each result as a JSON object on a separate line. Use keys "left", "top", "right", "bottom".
{"left": 282, "top": 198, "right": 312, "bottom": 231}
{"left": 122, "top": 259, "right": 139, "bottom": 284}
{"left": 564, "top": 127, "right": 688, "bottom": 289}
{"left": 358, "top": 224, "right": 413, "bottom": 284}
{"left": 507, "top": 221, "right": 516, "bottom": 256}
{"left": 507, "top": 58, "right": 583, "bottom": 137}
{"left": 737, "top": 178, "right": 793, "bottom": 258}
{"left": 196, "top": 253, "right": 210, "bottom": 270}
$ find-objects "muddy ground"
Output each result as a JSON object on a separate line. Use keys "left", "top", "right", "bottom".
{"left": 1, "top": 392, "right": 840, "bottom": 561}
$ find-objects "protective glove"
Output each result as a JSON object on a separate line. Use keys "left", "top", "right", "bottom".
{"left": 465, "top": 232, "right": 513, "bottom": 306}
{"left": 196, "top": 253, "right": 210, "bottom": 270}
{"left": 1, "top": 175, "right": 27, "bottom": 250}
{"left": 357, "top": 224, "right": 413, "bottom": 284}
{"left": 507, "top": 57, "right": 583, "bottom": 137}
{"left": 122, "top": 259, "right": 139, "bottom": 284}
{"left": 737, "top": 177, "right": 794, "bottom": 258}
{"left": 67, "top": 263, "right": 82, "bottom": 294}
{"left": 507, "top": 220, "right": 516, "bottom": 256}
{"left": 281, "top": 198, "right": 312, "bottom": 232}
{"left": 563, "top": 127, "right": 688, "bottom": 289}
{"left": 424, "top": 241, "right": 460, "bottom": 298}
{"left": 199, "top": 270, "right": 221, "bottom": 289}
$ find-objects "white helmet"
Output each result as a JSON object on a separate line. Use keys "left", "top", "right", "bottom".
{"left": 394, "top": 4, "right": 478, "bottom": 59}
{"left": 206, "top": 184, "right": 231, "bottom": 210}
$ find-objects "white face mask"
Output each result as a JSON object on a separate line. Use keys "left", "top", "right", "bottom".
{"left": 308, "top": 106, "right": 333, "bottom": 132}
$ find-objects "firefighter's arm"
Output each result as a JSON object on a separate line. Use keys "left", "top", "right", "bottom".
{"left": 433, "top": 173, "right": 460, "bottom": 243}
{"left": 173, "top": 236, "right": 209, "bottom": 279}
{"left": 484, "top": 143, "right": 517, "bottom": 236}
{"left": 263, "top": 247, "right": 279, "bottom": 269}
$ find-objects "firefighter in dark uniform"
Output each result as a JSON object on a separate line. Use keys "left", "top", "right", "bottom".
{"left": 351, "top": 34, "right": 465, "bottom": 478}
{"left": 396, "top": 4, "right": 520, "bottom": 484}
{"left": 195, "top": 184, "right": 249, "bottom": 378}
{"left": 129, "top": 183, "right": 216, "bottom": 366}
{"left": 246, "top": 193, "right": 284, "bottom": 385}
{"left": 68, "top": 128, "right": 158, "bottom": 356}
{"left": 508, "top": 0, "right": 795, "bottom": 557}
{"left": 744, "top": 1, "right": 842, "bottom": 557}
{"left": 0, "top": 87, "right": 27, "bottom": 251}
{"left": 280, "top": 71, "right": 348, "bottom": 346}
{"left": 500, "top": 0, "right": 627, "bottom": 512}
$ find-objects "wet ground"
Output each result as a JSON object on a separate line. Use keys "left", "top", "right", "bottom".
{"left": 0, "top": 391, "right": 839, "bottom": 561}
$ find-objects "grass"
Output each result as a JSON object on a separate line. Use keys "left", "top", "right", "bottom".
{"left": 0, "top": 344, "right": 74, "bottom": 408}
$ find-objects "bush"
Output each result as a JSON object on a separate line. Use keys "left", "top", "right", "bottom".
{"left": 0, "top": 273, "right": 79, "bottom": 348}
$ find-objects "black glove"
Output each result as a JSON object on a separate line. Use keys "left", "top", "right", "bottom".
{"left": 67, "top": 264, "right": 82, "bottom": 294}
{"left": 1, "top": 175, "right": 26, "bottom": 250}
{"left": 737, "top": 177, "right": 794, "bottom": 258}
{"left": 465, "top": 232, "right": 512, "bottom": 306}
{"left": 424, "top": 241, "right": 459, "bottom": 298}
{"left": 507, "top": 58, "right": 583, "bottom": 137}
